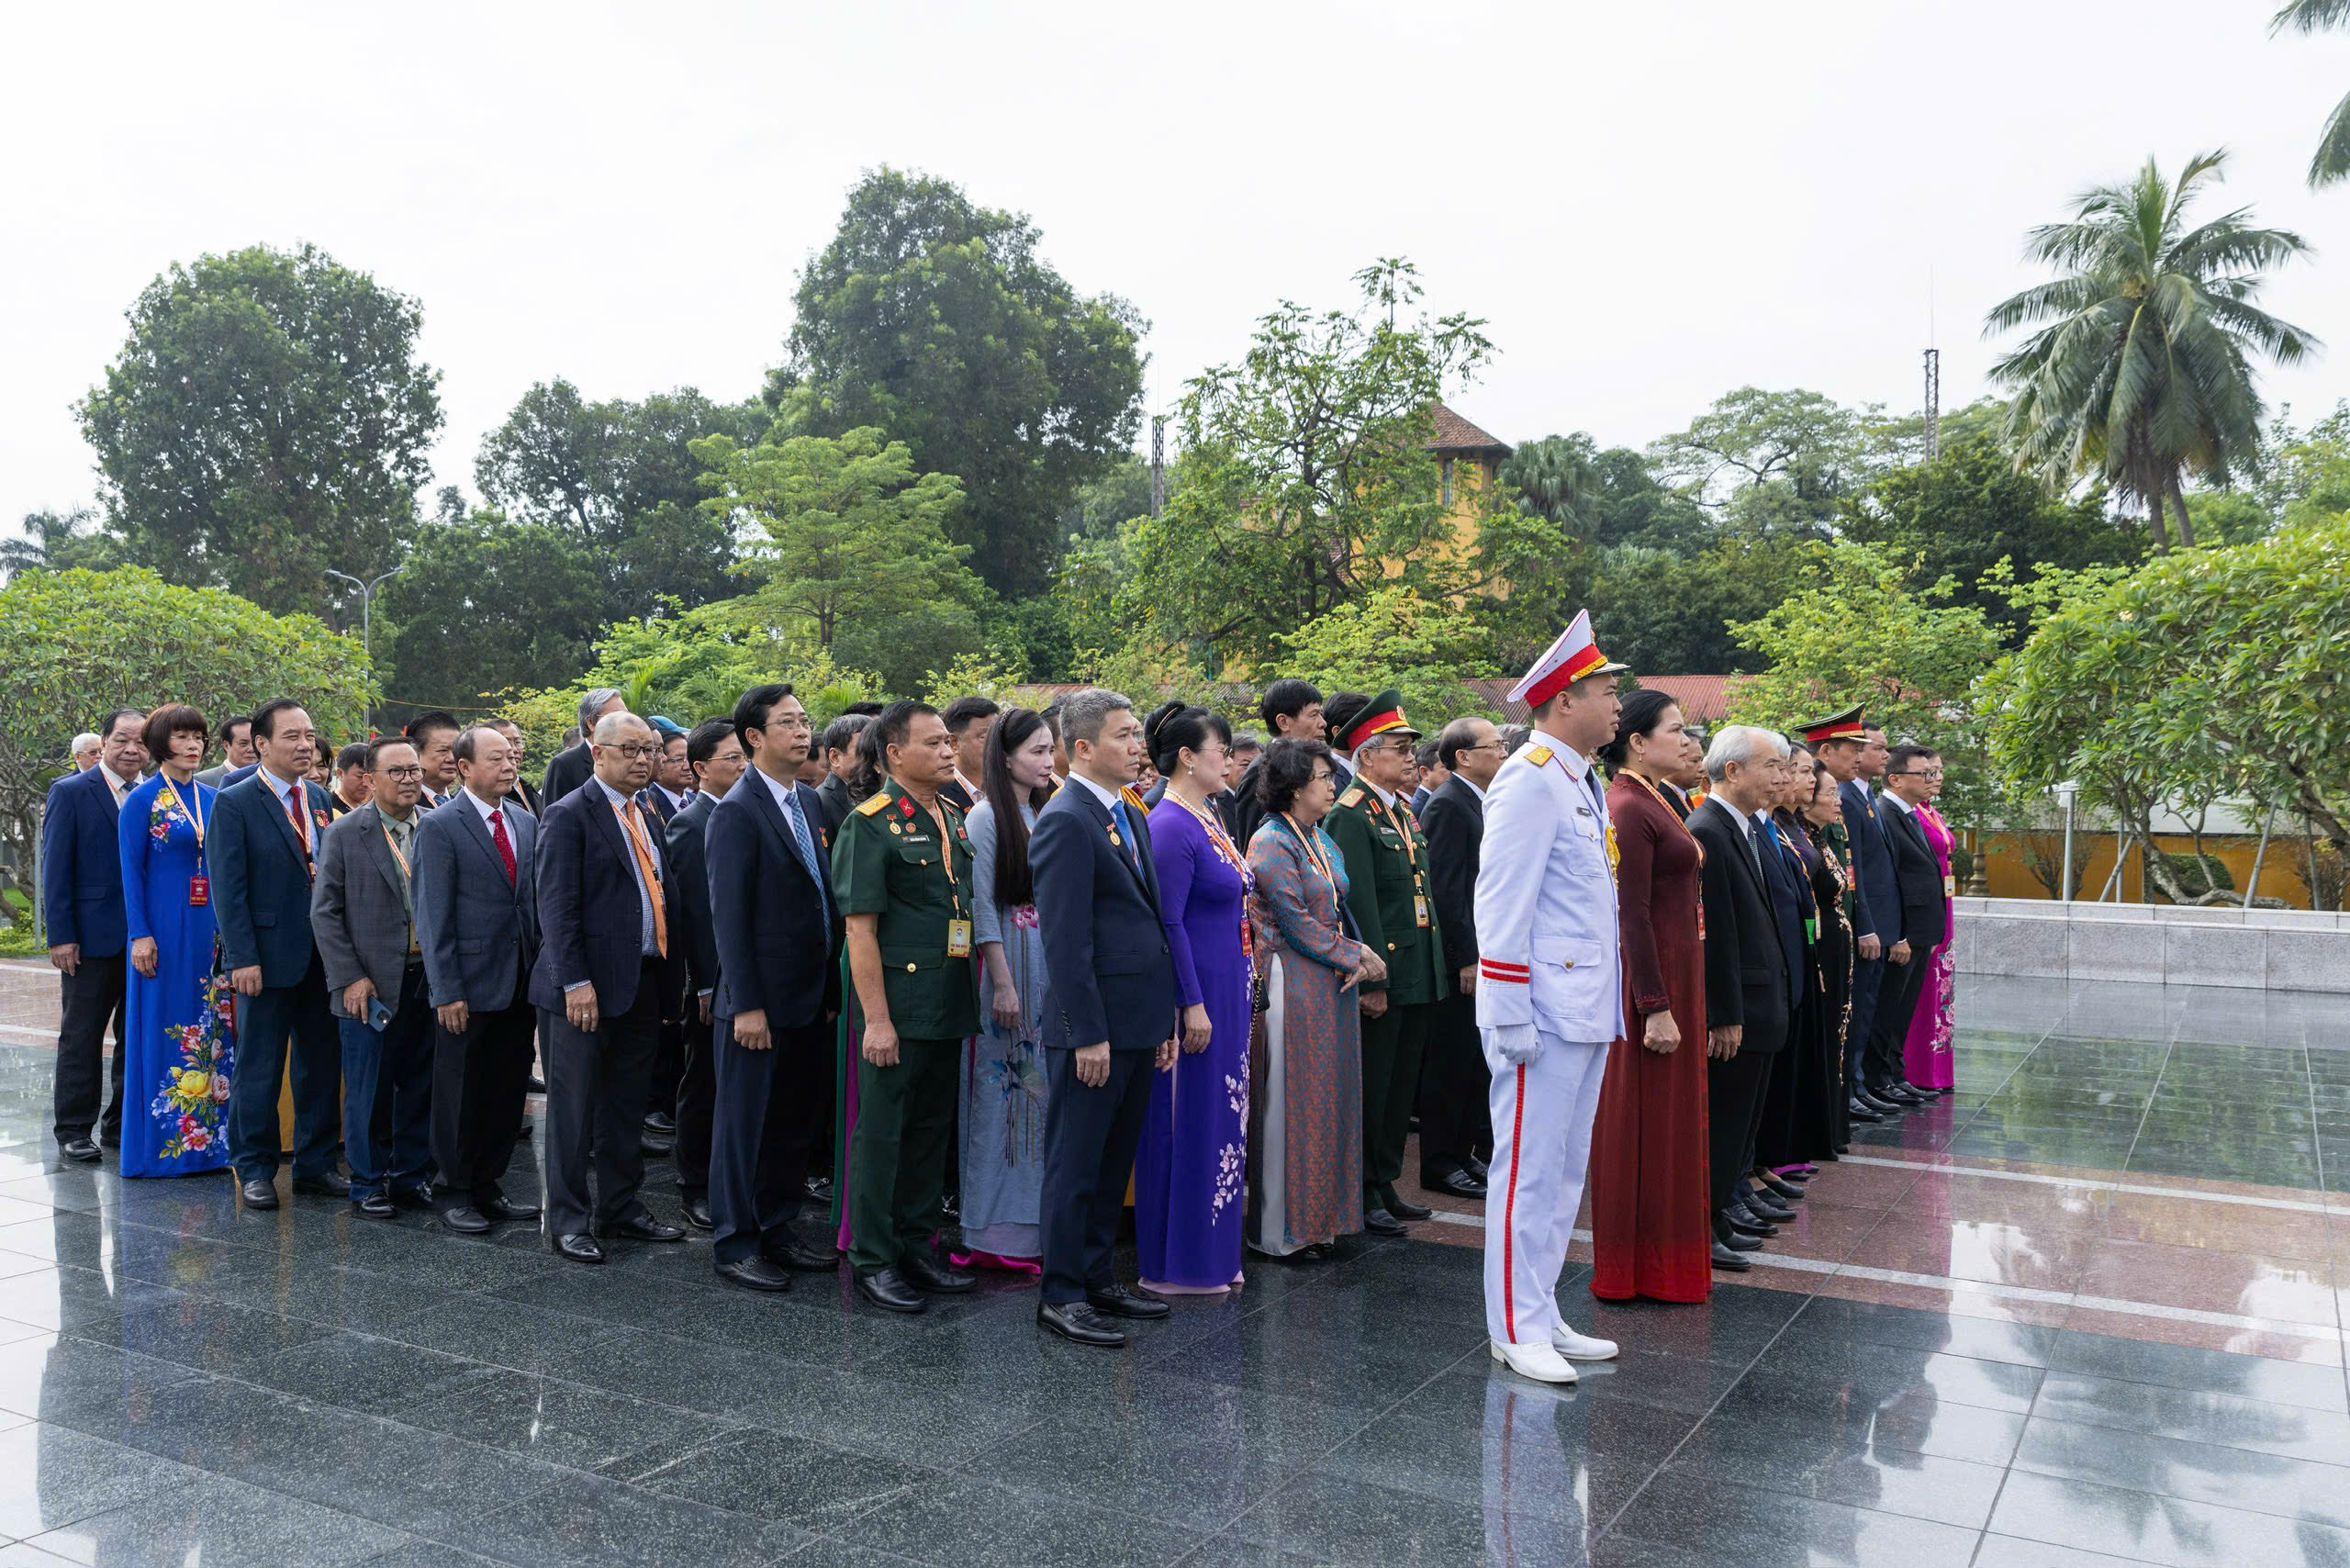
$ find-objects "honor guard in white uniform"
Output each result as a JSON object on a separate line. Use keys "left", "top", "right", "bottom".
{"left": 1475, "top": 610, "right": 1629, "bottom": 1384}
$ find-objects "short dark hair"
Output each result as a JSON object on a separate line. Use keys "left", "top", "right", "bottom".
{"left": 848, "top": 700, "right": 936, "bottom": 801}
{"left": 335, "top": 741, "right": 371, "bottom": 772}
{"left": 1258, "top": 678, "right": 1324, "bottom": 733}
{"left": 365, "top": 734, "right": 418, "bottom": 771}
{"left": 941, "top": 695, "right": 1000, "bottom": 735}
{"left": 451, "top": 724, "right": 502, "bottom": 766}
{"left": 1862, "top": 722, "right": 1886, "bottom": 737}
{"left": 1319, "top": 691, "right": 1372, "bottom": 752}
{"left": 821, "top": 712, "right": 871, "bottom": 759}
{"left": 250, "top": 697, "right": 308, "bottom": 740}
{"left": 1413, "top": 739, "right": 1441, "bottom": 771}
{"left": 732, "top": 683, "right": 800, "bottom": 753}
{"left": 839, "top": 700, "right": 885, "bottom": 718}
{"left": 1039, "top": 701, "right": 1064, "bottom": 740}
{"left": 1886, "top": 744, "right": 1938, "bottom": 777}
{"left": 98, "top": 707, "right": 146, "bottom": 746}
{"left": 404, "top": 710, "right": 459, "bottom": 745}
{"left": 219, "top": 715, "right": 252, "bottom": 745}
{"left": 1597, "top": 689, "right": 1682, "bottom": 773}
{"left": 687, "top": 717, "right": 736, "bottom": 770}
{"left": 1435, "top": 717, "right": 1487, "bottom": 773}
{"left": 1258, "top": 736, "right": 1337, "bottom": 815}
{"left": 1142, "top": 700, "right": 1232, "bottom": 776}
{"left": 140, "top": 705, "right": 206, "bottom": 760}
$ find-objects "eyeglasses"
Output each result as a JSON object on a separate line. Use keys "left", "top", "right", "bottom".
{"left": 601, "top": 744, "right": 660, "bottom": 760}
{"left": 379, "top": 766, "right": 425, "bottom": 780}
{"left": 1890, "top": 768, "right": 1945, "bottom": 779}
{"left": 1309, "top": 770, "right": 1336, "bottom": 785}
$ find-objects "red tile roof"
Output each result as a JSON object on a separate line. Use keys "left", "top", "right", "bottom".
{"left": 1427, "top": 404, "right": 1512, "bottom": 456}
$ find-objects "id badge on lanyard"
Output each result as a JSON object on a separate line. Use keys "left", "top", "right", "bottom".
{"left": 947, "top": 918, "right": 973, "bottom": 958}
{"left": 188, "top": 875, "right": 209, "bottom": 907}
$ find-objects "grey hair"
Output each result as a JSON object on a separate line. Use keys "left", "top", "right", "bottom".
{"left": 1703, "top": 723, "right": 1788, "bottom": 783}
{"left": 70, "top": 732, "right": 101, "bottom": 753}
{"left": 577, "top": 688, "right": 626, "bottom": 731}
{"left": 1058, "top": 687, "right": 1133, "bottom": 749}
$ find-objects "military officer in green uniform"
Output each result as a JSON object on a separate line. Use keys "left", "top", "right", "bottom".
{"left": 1323, "top": 689, "right": 1450, "bottom": 1235}
{"left": 832, "top": 700, "right": 981, "bottom": 1313}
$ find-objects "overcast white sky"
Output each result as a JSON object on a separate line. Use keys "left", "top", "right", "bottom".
{"left": 6, "top": 1, "right": 2347, "bottom": 541}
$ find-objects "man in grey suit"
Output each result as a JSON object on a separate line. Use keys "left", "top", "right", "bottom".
{"left": 311, "top": 737, "right": 435, "bottom": 1218}
{"left": 414, "top": 724, "right": 543, "bottom": 1235}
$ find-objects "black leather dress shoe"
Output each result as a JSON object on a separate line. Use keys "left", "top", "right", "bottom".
{"left": 1715, "top": 1215, "right": 1763, "bottom": 1250}
{"left": 1424, "top": 1169, "right": 1487, "bottom": 1199}
{"left": 1741, "top": 1186, "right": 1795, "bottom": 1222}
{"left": 390, "top": 1184, "right": 435, "bottom": 1210}
{"left": 555, "top": 1232, "right": 605, "bottom": 1263}
{"left": 804, "top": 1174, "right": 834, "bottom": 1204}
{"left": 1724, "top": 1206, "right": 1776, "bottom": 1238}
{"left": 1846, "top": 1097, "right": 1885, "bottom": 1123}
{"left": 1758, "top": 1173, "right": 1806, "bottom": 1203}
{"left": 526, "top": 1074, "right": 547, "bottom": 1094}
{"left": 1387, "top": 1196, "right": 1435, "bottom": 1221}
{"left": 1039, "top": 1300, "right": 1127, "bottom": 1347}
{"left": 1876, "top": 1082, "right": 1926, "bottom": 1106}
{"left": 352, "top": 1192, "right": 395, "bottom": 1218}
{"left": 1464, "top": 1153, "right": 1490, "bottom": 1180}
{"left": 1362, "top": 1207, "right": 1406, "bottom": 1237}
{"left": 1086, "top": 1282, "right": 1171, "bottom": 1320}
{"left": 1855, "top": 1087, "right": 1901, "bottom": 1114}
{"left": 639, "top": 1132, "right": 675, "bottom": 1159}
{"left": 856, "top": 1267, "right": 925, "bottom": 1313}
{"left": 681, "top": 1193, "right": 714, "bottom": 1231}
{"left": 439, "top": 1205, "right": 491, "bottom": 1235}
{"left": 481, "top": 1195, "right": 540, "bottom": 1223}
{"left": 1779, "top": 1165, "right": 1814, "bottom": 1182}
{"left": 643, "top": 1111, "right": 677, "bottom": 1135}
{"left": 241, "top": 1178, "right": 280, "bottom": 1209}
{"left": 60, "top": 1137, "right": 100, "bottom": 1164}
{"left": 292, "top": 1170, "right": 351, "bottom": 1198}
{"left": 608, "top": 1215, "right": 686, "bottom": 1243}
{"left": 766, "top": 1236, "right": 842, "bottom": 1271}
{"left": 716, "top": 1256, "right": 793, "bottom": 1293}
{"left": 1711, "top": 1240, "right": 1754, "bottom": 1271}
{"left": 901, "top": 1251, "right": 975, "bottom": 1294}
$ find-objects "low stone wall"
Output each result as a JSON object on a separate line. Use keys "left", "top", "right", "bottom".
{"left": 1951, "top": 897, "right": 2350, "bottom": 992}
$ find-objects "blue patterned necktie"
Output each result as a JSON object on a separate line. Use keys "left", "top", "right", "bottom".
{"left": 1112, "top": 797, "right": 1141, "bottom": 874}
{"left": 782, "top": 789, "right": 829, "bottom": 924}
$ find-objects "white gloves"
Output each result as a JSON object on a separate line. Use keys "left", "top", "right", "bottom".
{"left": 1484, "top": 1024, "right": 1543, "bottom": 1070}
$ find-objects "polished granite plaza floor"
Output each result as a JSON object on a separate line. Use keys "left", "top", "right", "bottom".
{"left": 0, "top": 965, "right": 2344, "bottom": 1566}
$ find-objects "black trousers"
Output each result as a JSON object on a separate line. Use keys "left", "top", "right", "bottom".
{"left": 1416, "top": 990, "right": 1491, "bottom": 1181}
{"left": 1706, "top": 1010, "right": 1785, "bottom": 1218}
{"left": 708, "top": 1015, "right": 827, "bottom": 1264}
{"left": 648, "top": 1012, "right": 684, "bottom": 1126}
{"left": 1039, "top": 1045, "right": 1154, "bottom": 1305}
{"left": 1846, "top": 954, "right": 1884, "bottom": 1095}
{"left": 229, "top": 958, "right": 340, "bottom": 1184}
{"left": 431, "top": 996, "right": 536, "bottom": 1209}
{"left": 673, "top": 1007, "right": 715, "bottom": 1195}
{"left": 1867, "top": 953, "right": 1931, "bottom": 1089}
{"left": 54, "top": 955, "right": 128, "bottom": 1143}
{"left": 540, "top": 960, "right": 663, "bottom": 1238}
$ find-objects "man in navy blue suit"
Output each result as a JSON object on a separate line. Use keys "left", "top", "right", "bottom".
{"left": 41, "top": 708, "right": 145, "bottom": 1162}
{"left": 211, "top": 698, "right": 344, "bottom": 1208}
{"left": 530, "top": 711, "right": 688, "bottom": 1263}
{"left": 1809, "top": 711, "right": 1905, "bottom": 1120}
{"left": 701, "top": 685, "right": 844, "bottom": 1291}
{"left": 1028, "top": 688, "right": 1181, "bottom": 1349}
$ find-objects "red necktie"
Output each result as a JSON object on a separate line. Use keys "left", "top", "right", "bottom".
{"left": 489, "top": 808, "right": 517, "bottom": 882}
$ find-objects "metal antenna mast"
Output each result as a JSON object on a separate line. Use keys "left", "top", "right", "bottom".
{"left": 1149, "top": 415, "right": 1167, "bottom": 517}
{"left": 1922, "top": 348, "right": 1942, "bottom": 460}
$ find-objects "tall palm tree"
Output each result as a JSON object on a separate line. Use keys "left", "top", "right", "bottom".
{"left": 1499, "top": 433, "right": 1603, "bottom": 541}
{"left": 2274, "top": 1, "right": 2350, "bottom": 187}
{"left": 0, "top": 508, "right": 101, "bottom": 581}
{"left": 1984, "top": 151, "right": 2317, "bottom": 550}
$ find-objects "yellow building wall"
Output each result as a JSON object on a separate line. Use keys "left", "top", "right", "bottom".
{"left": 1976, "top": 831, "right": 2317, "bottom": 909}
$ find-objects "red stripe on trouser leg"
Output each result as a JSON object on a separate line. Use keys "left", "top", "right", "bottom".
{"left": 1501, "top": 1063, "right": 1526, "bottom": 1343}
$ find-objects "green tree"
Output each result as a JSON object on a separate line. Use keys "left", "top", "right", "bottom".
{"left": 692, "top": 425, "right": 987, "bottom": 696}
{"left": 1500, "top": 434, "right": 1602, "bottom": 541}
{"left": 776, "top": 167, "right": 1146, "bottom": 596}
{"left": 1838, "top": 433, "right": 2142, "bottom": 641}
{"left": 1647, "top": 387, "right": 1881, "bottom": 534}
{"left": 0, "top": 508, "right": 118, "bottom": 580}
{"left": 1583, "top": 536, "right": 1809, "bottom": 676}
{"left": 0, "top": 567, "right": 370, "bottom": 901}
{"left": 77, "top": 243, "right": 442, "bottom": 614}
{"left": 1729, "top": 542, "right": 2005, "bottom": 831}
{"left": 373, "top": 510, "right": 609, "bottom": 726}
{"left": 2272, "top": 1, "right": 2350, "bottom": 187}
{"left": 1984, "top": 151, "right": 2318, "bottom": 551}
{"left": 474, "top": 379, "right": 767, "bottom": 619}
{"left": 1274, "top": 586, "right": 1501, "bottom": 726}
{"left": 1587, "top": 444, "right": 1714, "bottom": 554}
{"left": 1128, "top": 261, "right": 1505, "bottom": 670}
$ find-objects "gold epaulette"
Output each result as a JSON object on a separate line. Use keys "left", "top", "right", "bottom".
{"left": 1119, "top": 785, "right": 1147, "bottom": 812}
{"left": 1522, "top": 745, "right": 1554, "bottom": 767}
{"left": 854, "top": 791, "right": 892, "bottom": 817}
{"left": 1337, "top": 787, "right": 1364, "bottom": 808}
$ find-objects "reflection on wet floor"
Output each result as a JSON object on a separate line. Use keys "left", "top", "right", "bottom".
{"left": 0, "top": 968, "right": 2339, "bottom": 1565}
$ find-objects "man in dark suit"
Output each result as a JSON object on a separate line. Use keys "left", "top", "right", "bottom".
{"left": 937, "top": 696, "right": 998, "bottom": 812}
{"left": 811, "top": 713, "right": 868, "bottom": 839}
{"left": 703, "top": 686, "right": 845, "bottom": 1290}
{"left": 530, "top": 711, "right": 688, "bottom": 1262}
{"left": 212, "top": 698, "right": 344, "bottom": 1208}
{"left": 487, "top": 720, "right": 543, "bottom": 817}
{"left": 414, "top": 723, "right": 542, "bottom": 1234}
{"left": 328, "top": 742, "right": 372, "bottom": 816}
{"left": 1418, "top": 715, "right": 1503, "bottom": 1199}
{"left": 1029, "top": 688, "right": 1180, "bottom": 1348}
{"left": 540, "top": 688, "right": 627, "bottom": 809}
{"left": 310, "top": 736, "right": 434, "bottom": 1217}
{"left": 1225, "top": 678, "right": 1326, "bottom": 852}
{"left": 403, "top": 710, "right": 461, "bottom": 812}
{"left": 665, "top": 718, "right": 744, "bottom": 1230}
{"left": 1812, "top": 713, "right": 1902, "bottom": 1119}
{"left": 1687, "top": 724, "right": 1793, "bottom": 1268}
{"left": 40, "top": 708, "right": 144, "bottom": 1161}
{"left": 195, "top": 715, "right": 253, "bottom": 789}
{"left": 1867, "top": 745, "right": 1951, "bottom": 1103}
{"left": 637, "top": 719, "right": 692, "bottom": 827}
{"left": 636, "top": 716, "right": 694, "bottom": 1150}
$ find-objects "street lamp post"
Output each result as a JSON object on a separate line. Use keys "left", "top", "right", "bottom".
{"left": 2054, "top": 779, "right": 2079, "bottom": 904}
{"left": 326, "top": 565, "right": 404, "bottom": 729}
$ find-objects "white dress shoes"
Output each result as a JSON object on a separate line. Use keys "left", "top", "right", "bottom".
{"left": 1490, "top": 1338, "right": 1578, "bottom": 1383}
{"left": 1551, "top": 1327, "right": 1619, "bottom": 1361}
